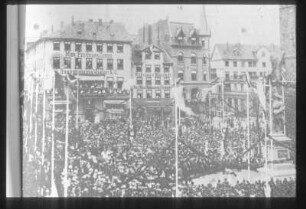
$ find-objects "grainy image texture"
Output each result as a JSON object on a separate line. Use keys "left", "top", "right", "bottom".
{"left": 22, "top": 5, "right": 296, "bottom": 197}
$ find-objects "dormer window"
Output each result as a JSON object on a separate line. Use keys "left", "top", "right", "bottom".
{"left": 189, "top": 29, "right": 198, "bottom": 44}
{"left": 145, "top": 50, "right": 151, "bottom": 59}
{"left": 178, "top": 52, "right": 184, "bottom": 62}
{"left": 154, "top": 52, "right": 160, "bottom": 60}
{"left": 176, "top": 28, "right": 185, "bottom": 41}
{"left": 233, "top": 48, "right": 240, "bottom": 56}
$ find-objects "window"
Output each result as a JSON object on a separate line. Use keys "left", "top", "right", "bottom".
{"left": 117, "top": 59, "right": 124, "bottom": 70}
{"left": 146, "top": 77, "right": 152, "bottom": 86}
{"left": 202, "top": 56, "right": 207, "bottom": 65}
{"left": 201, "top": 40, "right": 205, "bottom": 47}
{"left": 117, "top": 44, "right": 123, "bottom": 53}
{"left": 154, "top": 52, "right": 160, "bottom": 60}
{"left": 248, "top": 61, "right": 252, "bottom": 67}
{"left": 164, "top": 65, "right": 170, "bottom": 73}
{"left": 97, "top": 44, "right": 103, "bottom": 52}
{"left": 53, "top": 57, "right": 60, "bottom": 69}
{"left": 178, "top": 52, "right": 184, "bottom": 62}
{"left": 155, "top": 91, "right": 161, "bottom": 98}
{"left": 225, "top": 61, "right": 229, "bottom": 67}
{"left": 225, "top": 72, "right": 230, "bottom": 80}
{"left": 233, "top": 61, "right": 237, "bottom": 67}
{"left": 145, "top": 51, "right": 151, "bottom": 59}
{"left": 178, "top": 72, "right": 184, "bottom": 81}
{"left": 97, "top": 59, "right": 103, "bottom": 69}
{"left": 108, "top": 81, "right": 114, "bottom": 89}
{"left": 155, "top": 77, "right": 161, "bottom": 85}
{"left": 86, "top": 43, "right": 92, "bottom": 52}
{"left": 53, "top": 41, "right": 60, "bottom": 51}
{"left": 137, "top": 90, "right": 143, "bottom": 98}
{"left": 117, "top": 80, "right": 123, "bottom": 89}
{"left": 191, "top": 72, "right": 197, "bottom": 81}
{"left": 146, "top": 90, "right": 152, "bottom": 99}
{"left": 164, "top": 91, "right": 170, "bottom": 98}
{"left": 203, "top": 72, "right": 207, "bottom": 81}
{"left": 225, "top": 84, "right": 231, "bottom": 91}
{"left": 137, "top": 77, "right": 142, "bottom": 85}
{"left": 233, "top": 72, "right": 238, "bottom": 79}
{"left": 107, "top": 59, "right": 113, "bottom": 70}
{"left": 146, "top": 65, "right": 151, "bottom": 73}
{"left": 75, "top": 42, "right": 82, "bottom": 52}
{"left": 64, "top": 42, "right": 71, "bottom": 51}
{"left": 64, "top": 57, "right": 71, "bottom": 68}
{"left": 164, "top": 78, "right": 170, "bottom": 85}
{"left": 191, "top": 53, "right": 197, "bottom": 64}
{"left": 228, "top": 98, "right": 232, "bottom": 107}
{"left": 262, "top": 62, "right": 266, "bottom": 68}
{"left": 241, "top": 84, "right": 244, "bottom": 91}
{"left": 75, "top": 58, "right": 82, "bottom": 69}
{"left": 107, "top": 44, "right": 113, "bottom": 53}
{"left": 155, "top": 65, "right": 160, "bottom": 73}
{"left": 86, "top": 58, "right": 92, "bottom": 69}
{"left": 136, "top": 66, "right": 142, "bottom": 73}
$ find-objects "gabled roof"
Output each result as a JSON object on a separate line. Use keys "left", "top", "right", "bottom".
{"left": 41, "top": 20, "right": 133, "bottom": 43}
{"left": 213, "top": 43, "right": 262, "bottom": 60}
{"left": 169, "top": 21, "right": 195, "bottom": 39}
{"left": 132, "top": 43, "right": 173, "bottom": 64}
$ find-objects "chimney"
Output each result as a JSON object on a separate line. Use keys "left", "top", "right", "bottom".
{"left": 71, "top": 16, "right": 75, "bottom": 25}
{"left": 89, "top": 19, "right": 93, "bottom": 22}
{"left": 98, "top": 18, "right": 102, "bottom": 25}
{"left": 60, "top": 21, "right": 64, "bottom": 29}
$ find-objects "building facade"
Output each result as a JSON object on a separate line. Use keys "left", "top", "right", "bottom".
{"left": 210, "top": 43, "right": 272, "bottom": 115}
{"left": 25, "top": 18, "right": 133, "bottom": 122}
{"left": 137, "top": 6, "right": 211, "bottom": 103}
{"left": 279, "top": 5, "right": 296, "bottom": 141}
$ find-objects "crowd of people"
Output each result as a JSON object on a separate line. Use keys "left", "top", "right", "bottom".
{"left": 22, "top": 88, "right": 295, "bottom": 197}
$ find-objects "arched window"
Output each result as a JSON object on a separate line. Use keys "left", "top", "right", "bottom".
{"left": 191, "top": 53, "right": 197, "bottom": 64}
{"left": 178, "top": 52, "right": 184, "bottom": 62}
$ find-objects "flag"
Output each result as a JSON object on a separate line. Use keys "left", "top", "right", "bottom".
{"left": 64, "top": 73, "right": 78, "bottom": 101}
{"left": 199, "top": 82, "right": 221, "bottom": 102}
{"left": 172, "top": 85, "right": 195, "bottom": 116}
{"left": 122, "top": 78, "right": 136, "bottom": 91}
{"left": 245, "top": 72, "right": 266, "bottom": 112}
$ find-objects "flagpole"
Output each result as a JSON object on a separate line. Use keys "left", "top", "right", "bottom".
{"left": 63, "top": 88, "right": 70, "bottom": 197}
{"left": 130, "top": 87, "right": 132, "bottom": 127}
{"left": 282, "top": 77, "right": 286, "bottom": 135}
{"left": 247, "top": 78, "right": 250, "bottom": 182}
{"left": 269, "top": 79, "right": 273, "bottom": 169}
{"left": 264, "top": 78, "right": 268, "bottom": 184}
{"left": 174, "top": 81, "right": 179, "bottom": 197}
{"left": 76, "top": 68, "right": 79, "bottom": 129}
{"left": 41, "top": 85, "right": 46, "bottom": 165}
{"left": 50, "top": 74, "right": 56, "bottom": 197}
{"left": 221, "top": 78, "right": 225, "bottom": 157}
{"left": 27, "top": 76, "right": 34, "bottom": 153}
{"left": 34, "top": 72, "right": 39, "bottom": 152}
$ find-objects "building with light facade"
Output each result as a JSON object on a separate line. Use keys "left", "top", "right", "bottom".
{"left": 25, "top": 18, "right": 133, "bottom": 122}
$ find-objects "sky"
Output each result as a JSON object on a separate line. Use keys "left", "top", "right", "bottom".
{"left": 25, "top": 4, "right": 281, "bottom": 47}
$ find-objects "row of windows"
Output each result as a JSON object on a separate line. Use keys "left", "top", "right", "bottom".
{"left": 178, "top": 52, "right": 207, "bottom": 64}
{"left": 178, "top": 72, "right": 208, "bottom": 81}
{"left": 144, "top": 51, "right": 161, "bottom": 60}
{"left": 53, "top": 41, "right": 124, "bottom": 53}
{"left": 136, "top": 77, "right": 170, "bottom": 85}
{"left": 53, "top": 57, "right": 124, "bottom": 70}
{"left": 224, "top": 60, "right": 266, "bottom": 68}
{"left": 136, "top": 65, "right": 170, "bottom": 73}
{"left": 135, "top": 90, "right": 170, "bottom": 99}
{"left": 225, "top": 71, "right": 265, "bottom": 80}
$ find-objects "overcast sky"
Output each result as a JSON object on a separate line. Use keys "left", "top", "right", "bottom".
{"left": 25, "top": 4, "right": 281, "bottom": 47}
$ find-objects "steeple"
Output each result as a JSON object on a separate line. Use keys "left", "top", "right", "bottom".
{"left": 199, "top": 5, "right": 210, "bottom": 36}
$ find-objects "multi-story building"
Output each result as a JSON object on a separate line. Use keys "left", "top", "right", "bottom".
{"left": 137, "top": 6, "right": 211, "bottom": 102}
{"left": 210, "top": 43, "right": 272, "bottom": 115}
{"left": 131, "top": 44, "right": 174, "bottom": 117}
{"left": 280, "top": 5, "right": 296, "bottom": 141}
{"left": 25, "top": 18, "right": 133, "bottom": 122}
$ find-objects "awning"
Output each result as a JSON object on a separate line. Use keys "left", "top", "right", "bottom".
{"left": 104, "top": 100, "right": 126, "bottom": 105}
{"left": 79, "top": 76, "right": 105, "bottom": 81}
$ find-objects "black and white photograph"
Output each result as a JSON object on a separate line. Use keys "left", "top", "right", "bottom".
{"left": 21, "top": 4, "right": 296, "bottom": 197}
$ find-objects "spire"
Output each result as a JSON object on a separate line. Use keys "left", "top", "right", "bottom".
{"left": 199, "top": 5, "right": 210, "bottom": 36}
